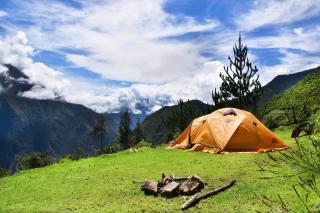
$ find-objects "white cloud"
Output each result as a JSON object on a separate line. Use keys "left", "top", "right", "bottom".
{"left": 0, "top": 31, "right": 70, "bottom": 99}
{"left": 260, "top": 49, "right": 320, "bottom": 84}
{"left": 236, "top": 0, "right": 320, "bottom": 31}
{"left": 1, "top": 1, "right": 319, "bottom": 114}
{"left": 93, "top": 61, "right": 224, "bottom": 113}
{"left": 13, "top": 0, "right": 218, "bottom": 83}
{"left": 0, "top": 10, "right": 7, "bottom": 17}
{"left": 0, "top": 31, "right": 223, "bottom": 113}
{"left": 0, "top": 65, "right": 8, "bottom": 74}
{"left": 248, "top": 27, "right": 320, "bottom": 53}
{"left": 294, "top": 27, "right": 304, "bottom": 36}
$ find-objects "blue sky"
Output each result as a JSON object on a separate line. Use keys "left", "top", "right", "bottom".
{"left": 0, "top": 0, "right": 319, "bottom": 113}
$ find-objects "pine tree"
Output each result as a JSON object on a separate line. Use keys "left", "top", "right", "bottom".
{"left": 217, "top": 34, "right": 262, "bottom": 109}
{"left": 119, "top": 108, "right": 131, "bottom": 149}
{"left": 91, "top": 118, "right": 106, "bottom": 153}
{"left": 133, "top": 120, "right": 145, "bottom": 144}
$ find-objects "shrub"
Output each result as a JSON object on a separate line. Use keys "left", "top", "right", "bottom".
{"left": 95, "top": 148, "right": 108, "bottom": 156}
{"left": 59, "top": 155, "right": 75, "bottom": 163}
{"left": 16, "top": 152, "right": 54, "bottom": 170}
{"left": 309, "top": 111, "right": 320, "bottom": 134}
{"left": 135, "top": 139, "right": 152, "bottom": 148}
{"left": 0, "top": 168, "right": 9, "bottom": 178}
{"left": 255, "top": 175, "right": 320, "bottom": 212}
{"left": 256, "top": 136, "right": 320, "bottom": 211}
{"left": 257, "top": 137, "right": 320, "bottom": 174}
{"left": 106, "top": 140, "right": 123, "bottom": 153}
{"left": 172, "top": 129, "right": 181, "bottom": 140}
{"left": 262, "top": 110, "right": 289, "bottom": 129}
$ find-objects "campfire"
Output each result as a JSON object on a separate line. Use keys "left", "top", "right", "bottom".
{"left": 141, "top": 173, "right": 236, "bottom": 210}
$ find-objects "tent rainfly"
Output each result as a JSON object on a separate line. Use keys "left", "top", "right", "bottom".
{"left": 169, "top": 108, "right": 289, "bottom": 153}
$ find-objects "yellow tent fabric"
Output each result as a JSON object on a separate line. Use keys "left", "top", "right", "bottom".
{"left": 169, "top": 108, "right": 289, "bottom": 153}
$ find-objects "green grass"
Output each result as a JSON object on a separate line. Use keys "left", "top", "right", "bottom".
{"left": 261, "top": 67, "right": 320, "bottom": 124}
{"left": 0, "top": 128, "right": 319, "bottom": 212}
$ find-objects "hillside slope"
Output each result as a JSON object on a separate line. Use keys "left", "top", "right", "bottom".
{"left": 258, "top": 66, "right": 319, "bottom": 106}
{"left": 0, "top": 129, "right": 316, "bottom": 212}
{"left": 0, "top": 65, "right": 118, "bottom": 170}
{"left": 261, "top": 66, "right": 320, "bottom": 124}
{"left": 142, "top": 100, "right": 210, "bottom": 144}
{"left": 141, "top": 67, "right": 320, "bottom": 144}
{"left": 104, "top": 112, "right": 146, "bottom": 130}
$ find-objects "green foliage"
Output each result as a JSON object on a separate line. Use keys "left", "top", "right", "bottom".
{"left": 256, "top": 136, "right": 320, "bottom": 212}
{"left": 119, "top": 108, "right": 131, "bottom": 149}
{"left": 59, "top": 155, "right": 75, "bottom": 163}
{"left": 75, "top": 145, "right": 85, "bottom": 160}
{"left": 309, "top": 111, "right": 320, "bottom": 134}
{"left": 172, "top": 129, "right": 181, "bottom": 140}
{"left": 16, "top": 152, "right": 54, "bottom": 170}
{"left": 260, "top": 68, "right": 320, "bottom": 126}
{"left": 135, "top": 139, "right": 152, "bottom": 148}
{"left": 0, "top": 168, "right": 9, "bottom": 178}
{"left": 259, "top": 137, "right": 320, "bottom": 174}
{"left": 255, "top": 175, "right": 320, "bottom": 212}
{"left": 1, "top": 128, "right": 318, "bottom": 212}
{"left": 166, "top": 99, "right": 208, "bottom": 132}
{"left": 215, "top": 34, "right": 262, "bottom": 109}
{"left": 131, "top": 120, "right": 145, "bottom": 144}
{"left": 106, "top": 139, "right": 122, "bottom": 153}
{"left": 91, "top": 118, "right": 107, "bottom": 152}
{"left": 261, "top": 110, "right": 288, "bottom": 129}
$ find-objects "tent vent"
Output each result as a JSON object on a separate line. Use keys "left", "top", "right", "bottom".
{"left": 223, "top": 108, "right": 237, "bottom": 116}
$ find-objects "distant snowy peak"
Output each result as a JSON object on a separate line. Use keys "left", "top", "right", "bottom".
{"left": 0, "top": 64, "right": 35, "bottom": 96}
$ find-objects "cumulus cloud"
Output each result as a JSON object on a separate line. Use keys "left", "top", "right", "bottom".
{"left": 0, "top": 31, "right": 223, "bottom": 113}
{"left": 12, "top": 0, "right": 218, "bottom": 83}
{"left": 1, "top": 1, "right": 319, "bottom": 114}
{"left": 260, "top": 49, "right": 320, "bottom": 84}
{"left": 0, "top": 31, "right": 70, "bottom": 99}
{"left": 0, "top": 10, "right": 7, "bottom": 17}
{"left": 247, "top": 27, "right": 320, "bottom": 53}
{"left": 85, "top": 61, "right": 224, "bottom": 113}
{"left": 236, "top": 0, "right": 320, "bottom": 31}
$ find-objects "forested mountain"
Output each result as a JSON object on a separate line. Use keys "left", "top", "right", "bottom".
{"left": 0, "top": 64, "right": 118, "bottom": 170}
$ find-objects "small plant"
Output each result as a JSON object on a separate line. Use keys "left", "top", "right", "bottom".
{"left": 106, "top": 140, "right": 123, "bottom": 153}
{"left": 255, "top": 175, "right": 320, "bottom": 212}
{"left": 75, "top": 145, "right": 85, "bottom": 160}
{"left": 0, "top": 168, "right": 9, "bottom": 178}
{"left": 59, "top": 155, "right": 74, "bottom": 163}
{"left": 172, "top": 129, "right": 181, "bottom": 140}
{"left": 309, "top": 111, "right": 320, "bottom": 134}
{"left": 257, "top": 137, "right": 320, "bottom": 174}
{"left": 16, "top": 152, "right": 54, "bottom": 170}
{"left": 256, "top": 136, "right": 320, "bottom": 211}
{"left": 135, "top": 139, "right": 152, "bottom": 148}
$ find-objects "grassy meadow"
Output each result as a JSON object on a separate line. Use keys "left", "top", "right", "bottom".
{"left": 0, "top": 127, "right": 319, "bottom": 212}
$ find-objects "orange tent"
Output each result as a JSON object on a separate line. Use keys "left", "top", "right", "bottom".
{"left": 169, "top": 108, "right": 289, "bottom": 153}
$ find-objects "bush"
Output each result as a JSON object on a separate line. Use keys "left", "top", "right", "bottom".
{"left": 106, "top": 140, "right": 123, "bottom": 153}
{"left": 309, "top": 111, "right": 320, "bottom": 134}
{"left": 135, "top": 139, "right": 152, "bottom": 148}
{"left": 17, "top": 152, "right": 54, "bottom": 170}
{"left": 172, "top": 129, "right": 181, "bottom": 140}
{"left": 59, "top": 155, "right": 75, "bottom": 163}
{"left": 262, "top": 110, "right": 289, "bottom": 129}
{"left": 256, "top": 136, "right": 320, "bottom": 211}
{"left": 258, "top": 137, "right": 320, "bottom": 174}
{"left": 0, "top": 168, "right": 9, "bottom": 178}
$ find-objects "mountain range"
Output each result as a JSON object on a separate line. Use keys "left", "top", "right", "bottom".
{"left": 0, "top": 64, "right": 319, "bottom": 169}
{"left": 0, "top": 64, "right": 118, "bottom": 170}
{"left": 141, "top": 66, "right": 320, "bottom": 144}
